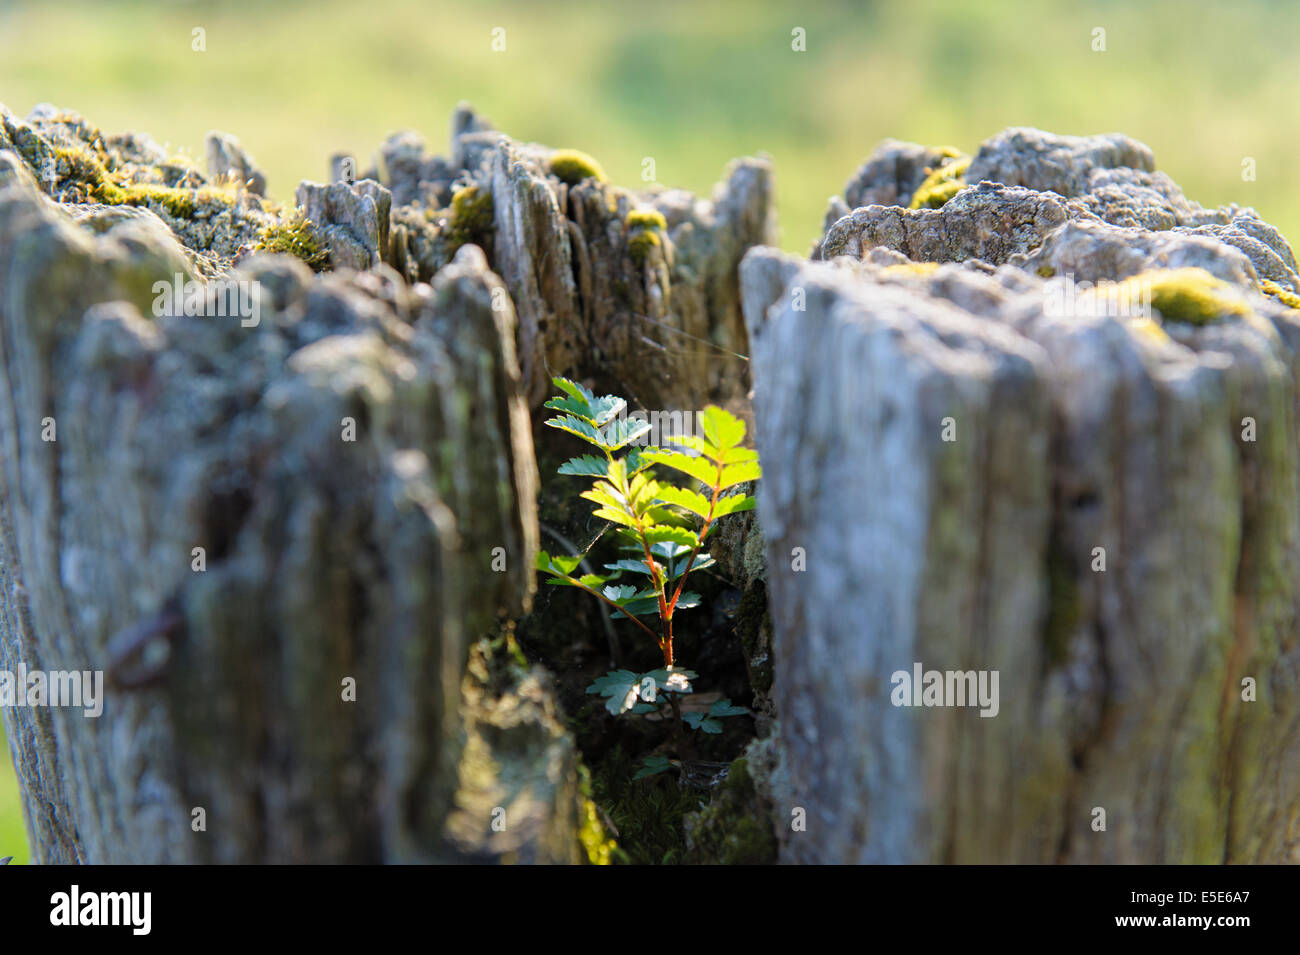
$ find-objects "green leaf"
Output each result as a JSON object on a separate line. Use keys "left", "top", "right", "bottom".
{"left": 610, "top": 594, "right": 662, "bottom": 618}
{"left": 709, "top": 699, "right": 749, "bottom": 718}
{"left": 711, "top": 493, "right": 756, "bottom": 517}
{"left": 668, "top": 553, "right": 713, "bottom": 579}
{"left": 668, "top": 591, "right": 701, "bottom": 613}
{"left": 602, "top": 583, "right": 640, "bottom": 603}
{"left": 642, "top": 525, "right": 700, "bottom": 548}
{"left": 667, "top": 434, "right": 759, "bottom": 465}
{"left": 602, "top": 417, "right": 653, "bottom": 450}
{"left": 683, "top": 713, "right": 723, "bottom": 734}
{"left": 655, "top": 485, "right": 712, "bottom": 521}
{"left": 604, "top": 558, "right": 653, "bottom": 576}
{"left": 625, "top": 447, "right": 656, "bottom": 475}
{"left": 557, "top": 454, "right": 609, "bottom": 477}
{"left": 591, "top": 506, "right": 641, "bottom": 530}
{"left": 580, "top": 481, "right": 631, "bottom": 515}
{"left": 633, "top": 755, "right": 675, "bottom": 780}
{"left": 536, "top": 551, "right": 582, "bottom": 576}
{"left": 718, "top": 460, "right": 762, "bottom": 489}
{"left": 649, "top": 541, "right": 692, "bottom": 560}
{"left": 643, "top": 449, "right": 718, "bottom": 487}
{"left": 700, "top": 405, "right": 747, "bottom": 451}
{"left": 547, "top": 377, "right": 626, "bottom": 426}
{"left": 585, "top": 669, "right": 643, "bottom": 716}
{"left": 545, "top": 413, "right": 607, "bottom": 447}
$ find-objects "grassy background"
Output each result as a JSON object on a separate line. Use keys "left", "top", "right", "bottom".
{"left": 1, "top": 0, "right": 1297, "bottom": 863}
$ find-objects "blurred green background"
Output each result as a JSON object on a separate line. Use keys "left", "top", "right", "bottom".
{"left": 1, "top": 0, "right": 1296, "bottom": 864}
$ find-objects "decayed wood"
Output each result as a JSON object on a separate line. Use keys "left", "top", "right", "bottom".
{"left": 0, "top": 153, "right": 572, "bottom": 863}
{"left": 741, "top": 246, "right": 1300, "bottom": 864}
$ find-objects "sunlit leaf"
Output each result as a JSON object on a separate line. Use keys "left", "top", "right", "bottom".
{"left": 643, "top": 450, "right": 719, "bottom": 487}
{"left": 699, "top": 405, "right": 747, "bottom": 451}
{"left": 711, "top": 493, "right": 756, "bottom": 517}
{"left": 655, "top": 485, "right": 712, "bottom": 520}
{"left": 718, "top": 460, "right": 762, "bottom": 489}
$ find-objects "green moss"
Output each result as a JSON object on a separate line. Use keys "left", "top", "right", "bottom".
{"left": 1260, "top": 277, "right": 1300, "bottom": 310}
{"left": 44, "top": 145, "right": 238, "bottom": 220}
{"left": 589, "top": 746, "right": 703, "bottom": 865}
{"left": 683, "top": 757, "right": 777, "bottom": 864}
{"left": 548, "top": 148, "right": 608, "bottom": 186}
{"left": 1036, "top": 264, "right": 1057, "bottom": 278}
{"left": 1120, "top": 267, "right": 1251, "bottom": 326}
{"left": 627, "top": 228, "right": 661, "bottom": 266}
{"left": 909, "top": 154, "right": 971, "bottom": 210}
{"left": 576, "top": 765, "right": 618, "bottom": 865}
{"left": 444, "top": 183, "right": 495, "bottom": 255}
{"left": 626, "top": 207, "right": 667, "bottom": 232}
{"left": 256, "top": 214, "right": 329, "bottom": 270}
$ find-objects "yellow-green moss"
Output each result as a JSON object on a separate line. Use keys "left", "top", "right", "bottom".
{"left": 46, "top": 145, "right": 239, "bottom": 220}
{"left": 256, "top": 215, "right": 329, "bottom": 270}
{"left": 1119, "top": 267, "right": 1251, "bottom": 326}
{"left": 627, "top": 228, "right": 661, "bottom": 265}
{"left": 1036, "top": 264, "right": 1057, "bottom": 278}
{"left": 444, "top": 183, "right": 495, "bottom": 254}
{"left": 881, "top": 262, "right": 941, "bottom": 278}
{"left": 548, "top": 149, "right": 607, "bottom": 186}
{"left": 626, "top": 207, "right": 667, "bottom": 232}
{"left": 1260, "top": 277, "right": 1300, "bottom": 310}
{"left": 909, "top": 154, "right": 972, "bottom": 210}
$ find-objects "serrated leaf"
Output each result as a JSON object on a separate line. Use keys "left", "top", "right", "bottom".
{"left": 581, "top": 482, "right": 631, "bottom": 514}
{"left": 608, "top": 683, "right": 641, "bottom": 715}
{"left": 602, "top": 417, "right": 653, "bottom": 450}
{"left": 700, "top": 405, "right": 747, "bottom": 450}
{"left": 604, "top": 558, "right": 653, "bottom": 575}
{"left": 649, "top": 541, "right": 691, "bottom": 559}
{"left": 709, "top": 698, "right": 749, "bottom": 718}
{"left": 633, "top": 755, "right": 675, "bottom": 780}
{"left": 655, "top": 485, "right": 712, "bottom": 520}
{"left": 602, "top": 583, "right": 640, "bottom": 603}
{"left": 718, "top": 460, "right": 762, "bottom": 489}
{"left": 544, "top": 393, "right": 626, "bottom": 427}
{"left": 586, "top": 670, "right": 639, "bottom": 694}
{"left": 557, "top": 454, "right": 609, "bottom": 477}
{"left": 545, "top": 413, "right": 607, "bottom": 447}
{"left": 610, "top": 594, "right": 662, "bottom": 618}
{"left": 667, "top": 434, "right": 759, "bottom": 465}
{"left": 669, "top": 591, "right": 701, "bottom": 612}
{"left": 711, "top": 493, "right": 756, "bottom": 517}
{"left": 629, "top": 702, "right": 658, "bottom": 714}
{"left": 683, "top": 713, "right": 723, "bottom": 734}
{"left": 591, "top": 506, "right": 641, "bottom": 530}
{"left": 625, "top": 447, "right": 656, "bottom": 474}
{"left": 668, "top": 553, "right": 713, "bottom": 579}
{"left": 643, "top": 450, "right": 718, "bottom": 487}
{"left": 585, "top": 669, "right": 642, "bottom": 716}
{"left": 642, "top": 525, "right": 700, "bottom": 548}
{"left": 538, "top": 553, "right": 582, "bottom": 576}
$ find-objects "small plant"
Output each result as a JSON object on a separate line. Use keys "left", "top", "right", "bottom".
{"left": 535, "top": 378, "right": 760, "bottom": 771}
